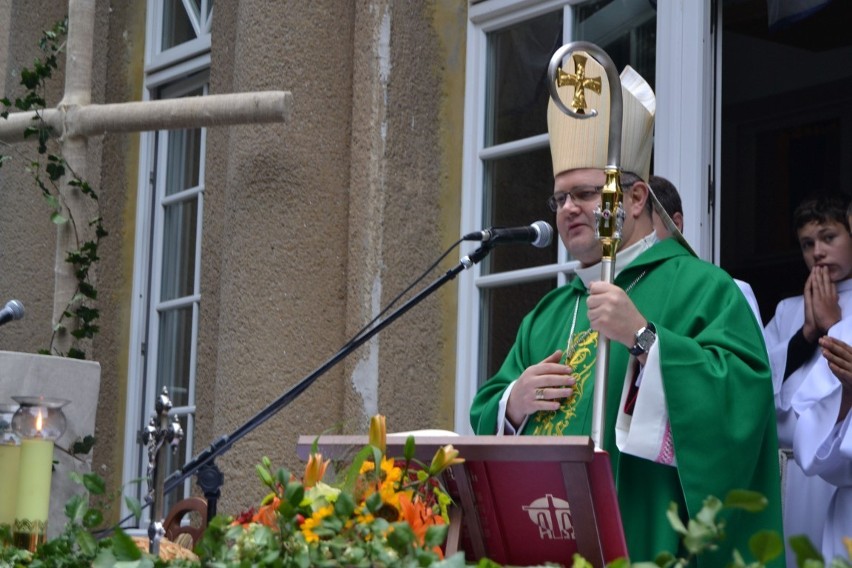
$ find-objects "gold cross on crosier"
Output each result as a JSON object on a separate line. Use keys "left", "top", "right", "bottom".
{"left": 556, "top": 54, "right": 602, "bottom": 114}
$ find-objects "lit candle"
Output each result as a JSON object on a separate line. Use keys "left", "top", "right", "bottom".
{"left": 11, "top": 398, "right": 68, "bottom": 551}
{"left": 13, "top": 409, "right": 54, "bottom": 549}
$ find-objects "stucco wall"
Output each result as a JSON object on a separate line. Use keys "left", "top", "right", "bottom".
{"left": 0, "top": 0, "right": 466, "bottom": 521}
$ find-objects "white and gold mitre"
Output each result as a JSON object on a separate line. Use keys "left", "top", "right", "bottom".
{"left": 547, "top": 51, "right": 655, "bottom": 181}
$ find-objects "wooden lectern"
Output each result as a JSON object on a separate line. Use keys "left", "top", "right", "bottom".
{"left": 296, "top": 435, "right": 627, "bottom": 567}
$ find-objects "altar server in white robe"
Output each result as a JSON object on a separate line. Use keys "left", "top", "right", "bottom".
{"left": 764, "top": 195, "right": 852, "bottom": 565}
{"left": 792, "top": 318, "right": 852, "bottom": 563}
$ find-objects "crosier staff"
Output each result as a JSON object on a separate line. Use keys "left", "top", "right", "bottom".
{"left": 547, "top": 42, "right": 624, "bottom": 451}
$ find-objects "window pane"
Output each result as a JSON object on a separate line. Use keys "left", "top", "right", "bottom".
{"left": 574, "top": 0, "right": 656, "bottom": 92}
{"left": 165, "top": 128, "right": 202, "bottom": 195}
{"left": 160, "top": 198, "right": 198, "bottom": 301}
{"left": 486, "top": 10, "right": 563, "bottom": 146}
{"left": 162, "top": 0, "right": 197, "bottom": 50}
{"left": 156, "top": 306, "right": 193, "bottom": 408}
{"left": 481, "top": 147, "right": 557, "bottom": 275}
{"left": 481, "top": 280, "right": 558, "bottom": 382}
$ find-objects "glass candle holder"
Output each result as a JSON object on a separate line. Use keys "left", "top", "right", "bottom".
{"left": 0, "top": 403, "right": 21, "bottom": 534}
{"left": 11, "top": 396, "right": 69, "bottom": 551}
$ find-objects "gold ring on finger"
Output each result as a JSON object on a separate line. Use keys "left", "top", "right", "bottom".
{"left": 534, "top": 388, "right": 545, "bottom": 401}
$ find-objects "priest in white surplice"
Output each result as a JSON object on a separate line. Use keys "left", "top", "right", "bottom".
{"left": 765, "top": 196, "right": 852, "bottom": 565}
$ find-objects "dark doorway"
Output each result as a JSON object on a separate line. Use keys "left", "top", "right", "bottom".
{"left": 720, "top": 0, "right": 852, "bottom": 324}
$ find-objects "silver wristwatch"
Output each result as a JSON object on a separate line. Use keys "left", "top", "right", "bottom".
{"left": 629, "top": 321, "right": 656, "bottom": 356}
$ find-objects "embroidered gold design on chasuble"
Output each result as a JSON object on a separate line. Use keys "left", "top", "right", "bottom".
{"left": 532, "top": 329, "right": 598, "bottom": 435}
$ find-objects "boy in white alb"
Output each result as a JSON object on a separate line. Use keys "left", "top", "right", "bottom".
{"left": 764, "top": 196, "right": 852, "bottom": 565}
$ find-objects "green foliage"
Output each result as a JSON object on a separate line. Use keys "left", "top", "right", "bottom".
{"left": 0, "top": 17, "right": 107, "bottom": 358}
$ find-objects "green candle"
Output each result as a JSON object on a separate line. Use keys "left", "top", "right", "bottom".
{"left": 0, "top": 442, "right": 21, "bottom": 528}
{"left": 13, "top": 437, "right": 54, "bottom": 546}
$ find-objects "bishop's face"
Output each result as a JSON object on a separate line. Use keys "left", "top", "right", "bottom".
{"left": 552, "top": 168, "right": 610, "bottom": 266}
{"left": 797, "top": 220, "right": 852, "bottom": 282}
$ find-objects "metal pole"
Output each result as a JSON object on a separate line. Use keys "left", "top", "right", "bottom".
{"left": 548, "top": 42, "right": 624, "bottom": 450}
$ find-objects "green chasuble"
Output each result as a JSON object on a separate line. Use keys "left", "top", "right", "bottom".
{"left": 470, "top": 238, "right": 784, "bottom": 567}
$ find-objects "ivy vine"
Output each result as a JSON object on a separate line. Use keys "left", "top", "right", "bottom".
{"left": 0, "top": 18, "right": 107, "bottom": 359}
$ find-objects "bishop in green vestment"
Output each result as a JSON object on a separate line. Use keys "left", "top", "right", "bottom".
{"left": 469, "top": 52, "right": 784, "bottom": 567}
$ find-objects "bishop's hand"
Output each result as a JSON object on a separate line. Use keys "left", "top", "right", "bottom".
{"left": 587, "top": 281, "right": 647, "bottom": 348}
{"left": 506, "top": 350, "right": 576, "bottom": 428}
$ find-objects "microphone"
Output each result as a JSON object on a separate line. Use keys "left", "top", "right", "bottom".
{"left": 463, "top": 220, "right": 553, "bottom": 249}
{"left": 0, "top": 300, "right": 24, "bottom": 326}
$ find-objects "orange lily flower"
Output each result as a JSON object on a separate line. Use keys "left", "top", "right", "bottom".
{"left": 398, "top": 492, "right": 445, "bottom": 558}
{"left": 252, "top": 496, "right": 281, "bottom": 528}
{"left": 369, "top": 414, "right": 387, "bottom": 454}
{"left": 429, "top": 444, "right": 464, "bottom": 476}
{"left": 303, "top": 452, "right": 330, "bottom": 488}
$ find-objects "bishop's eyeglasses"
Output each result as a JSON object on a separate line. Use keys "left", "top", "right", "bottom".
{"left": 546, "top": 175, "right": 641, "bottom": 212}
{"left": 546, "top": 186, "right": 602, "bottom": 212}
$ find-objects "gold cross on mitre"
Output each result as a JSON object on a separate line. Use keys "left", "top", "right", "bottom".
{"left": 555, "top": 53, "right": 602, "bottom": 114}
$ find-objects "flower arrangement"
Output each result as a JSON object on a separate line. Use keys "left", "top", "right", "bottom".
{"left": 0, "top": 414, "right": 468, "bottom": 567}
{"left": 1, "top": 415, "right": 849, "bottom": 567}
{"left": 193, "top": 414, "right": 466, "bottom": 567}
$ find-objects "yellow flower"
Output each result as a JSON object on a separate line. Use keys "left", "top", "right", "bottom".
{"left": 369, "top": 414, "right": 387, "bottom": 454}
{"left": 300, "top": 504, "right": 334, "bottom": 543}
{"left": 303, "top": 452, "right": 330, "bottom": 488}
{"left": 429, "top": 444, "right": 464, "bottom": 476}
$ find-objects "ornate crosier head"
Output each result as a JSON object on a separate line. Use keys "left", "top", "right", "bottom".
{"left": 547, "top": 48, "right": 655, "bottom": 181}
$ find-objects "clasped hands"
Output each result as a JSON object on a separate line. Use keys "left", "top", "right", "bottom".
{"left": 803, "top": 265, "right": 841, "bottom": 343}
{"left": 505, "top": 281, "right": 647, "bottom": 427}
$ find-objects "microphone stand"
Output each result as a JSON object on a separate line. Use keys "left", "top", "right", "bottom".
{"left": 153, "top": 242, "right": 495, "bottom": 527}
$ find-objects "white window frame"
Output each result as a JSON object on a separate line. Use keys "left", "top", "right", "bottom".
{"left": 121, "top": 0, "right": 211, "bottom": 525}
{"left": 454, "top": 0, "right": 715, "bottom": 434}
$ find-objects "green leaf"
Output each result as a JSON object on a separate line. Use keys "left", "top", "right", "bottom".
{"left": 67, "top": 347, "right": 87, "bottom": 359}
{"left": 256, "top": 463, "right": 275, "bottom": 487}
{"left": 682, "top": 518, "right": 717, "bottom": 555}
{"left": 75, "top": 528, "right": 99, "bottom": 556}
{"left": 748, "top": 530, "right": 784, "bottom": 564}
{"left": 724, "top": 489, "right": 768, "bottom": 513}
{"left": 83, "top": 507, "right": 104, "bottom": 529}
{"left": 111, "top": 528, "right": 142, "bottom": 561}
{"left": 92, "top": 549, "right": 119, "bottom": 568}
{"left": 364, "top": 493, "right": 384, "bottom": 515}
{"left": 695, "top": 495, "right": 722, "bottom": 526}
{"left": 64, "top": 493, "right": 87, "bottom": 522}
{"left": 570, "top": 553, "right": 595, "bottom": 568}
{"left": 342, "top": 445, "right": 374, "bottom": 493}
{"left": 424, "top": 523, "right": 449, "bottom": 548}
{"left": 284, "top": 480, "right": 305, "bottom": 508}
{"left": 665, "top": 502, "right": 688, "bottom": 535}
{"left": 789, "top": 534, "right": 823, "bottom": 564}
{"left": 404, "top": 435, "right": 415, "bottom": 462}
{"left": 387, "top": 521, "right": 415, "bottom": 551}
{"left": 50, "top": 211, "right": 67, "bottom": 224}
{"left": 82, "top": 472, "right": 106, "bottom": 495}
{"left": 335, "top": 491, "right": 356, "bottom": 518}
{"left": 71, "top": 434, "right": 96, "bottom": 455}
{"left": 124, "top": 495, "right": 143, "bottom": 521}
